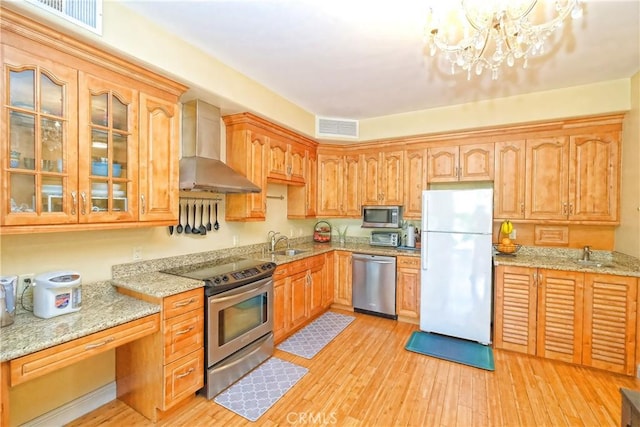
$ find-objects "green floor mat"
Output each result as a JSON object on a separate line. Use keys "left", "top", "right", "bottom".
{"left": 405, "top": 331, "right": 495, "bottom": 371}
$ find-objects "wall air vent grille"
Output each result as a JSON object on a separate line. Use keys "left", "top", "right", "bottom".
{"left": 25, "top": 0, "right": 102, "bottom": 34}
{"left": 316, "top": 117, "right": 359, "bottom": 139}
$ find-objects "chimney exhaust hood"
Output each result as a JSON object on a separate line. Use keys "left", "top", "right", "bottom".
{"left": 179, "top": 100, "right": 261, "bottom": 193}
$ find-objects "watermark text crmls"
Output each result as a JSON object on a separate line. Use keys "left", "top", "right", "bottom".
{"left": 286, "top": 411, "right": 338, "bottom": 425}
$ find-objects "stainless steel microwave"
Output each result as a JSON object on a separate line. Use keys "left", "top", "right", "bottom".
{"left": 362, "top": 205, "right": 402, "bottom": 228}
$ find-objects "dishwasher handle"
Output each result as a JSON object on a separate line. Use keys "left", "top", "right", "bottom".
{"left": 352, "top": 254, "right": 395, "bottom": 264}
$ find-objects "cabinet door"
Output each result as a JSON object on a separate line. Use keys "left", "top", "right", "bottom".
{"left": 569, "top": 133, "right": 619, "bottom": 222}
{"left": 536, "top": 269, "right": 583, "bottom": 364}
{"left": 2, "top": 45, "right": 79, "bottom": 226}
{"left": 333, "top": 250, "right": 353, "bottom": 306}
{"left": 360, "top": 152, "right": 381, "bottom": 205}
{"left": 267, "top": 137, "right": 289, "bottom": 181}
{"left": 308, "top": 263, "right": 324, "bottom": 317}
{"left": 582, "top": 274, "right": 636, "bottom": 375}
{"left": 343, "top": 154, "right": 361, "bottom": 217}
{"left": 317, "top": 154, "right": 343, "bottom": 216}
{"left": 525, "top": 137, "right": 569, "bottom": 220}
{"left": 403, "top": 148, "right": 428, "bottom": 219}
{"left": 428, "top": 146, "right": 458, "bottom": 182}
{"left": 396, "top": 256, "right": 420, "bottom": 320}
{"left": 305, "top": 150, "right": 317, "bottom": 217}
{"left": 273, "top": 267, "right": 290, "bottom": 343}
{"left": 322, "top": 251, "right": 335, "bottom": 308}
{"left": 493, "top": 265, "right": 537, "bottom": 354}
{"left": 225, "top": 130, "right": 267, "bottom": 221}
{"left": 380, "top": 150, "right": 404, "bottom": 205}
{"left": 78, "top": 71, "right": 138, "bottom": 223}
{"left": 288, "top": 142, "right": 306, "bottom": 184}
{"left": 459, "top": 143, "right": 494, "bottom": 181}
{"left": 290, "top": 270, "right": 308, "bottom": 329}
{"left": 138, "top": 93, "right": 179, "bottom": 223}
{"left": 494, "top": 140, "right": 526, "bottom": 220}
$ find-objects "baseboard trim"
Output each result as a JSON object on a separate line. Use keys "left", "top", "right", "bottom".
{"left": 24, "top": 382, "right": 116, "bottom": 426}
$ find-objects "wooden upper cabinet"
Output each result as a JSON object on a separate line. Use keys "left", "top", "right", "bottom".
{"left": 569, "top": 133, "right": 619, "bottom": 222}
{"left": 288, "top": 148, "right": 317, "bottom": 219}
{"left": 525, "top": 133, "right": 619, "bottom": 223}
{"left": 428, "top": 143, "right": 494, "bottom": 182}
{"left": 403, "top": 148, "right": 428, "bottom": 219}
{"left": 267, "top": 136, "right": 306, "bottom": 185}
{"left": 317, "top": 152, "right": 361, "bottom": 217}
{"left": 361, "top": 150, "right": 404, "bottom": 206}
{"left": 78, "top": 72, "right": 139, "bottom": 224}
{"left": 224, "top": 124, "right": 268, "bottom": 221}
{"left": 525, "top": 137, "right": 569, "bottom": 220}
{"left": 494, "top": 140, "right": 526, "bottom": 220}
{"left": 138, "top": 93, "right": 180, "bottom": 223}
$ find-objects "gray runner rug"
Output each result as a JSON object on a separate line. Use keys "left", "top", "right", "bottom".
{"left": 277, "top": 311, "right": 355, "bottom": 359}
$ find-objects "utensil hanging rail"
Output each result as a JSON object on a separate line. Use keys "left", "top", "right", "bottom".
{"left": 266, "top": 195, "right": 284, "bottom": 200}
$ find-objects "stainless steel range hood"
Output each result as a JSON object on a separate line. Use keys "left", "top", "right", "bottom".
{"left": 180, "top": 100, "right": 261, "bottom": 193}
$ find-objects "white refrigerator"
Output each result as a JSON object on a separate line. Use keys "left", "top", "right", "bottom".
{"left": 420, "top": 188, "right": 493, "bottom": 344}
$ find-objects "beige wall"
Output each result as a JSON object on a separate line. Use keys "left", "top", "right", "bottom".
{"left": 616, "top": 72, "right": 640, "bottom": 258}
{"left": 1, "top": 1, "right": 638, "bottom": 424}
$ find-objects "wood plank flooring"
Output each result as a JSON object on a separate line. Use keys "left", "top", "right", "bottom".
{"left": 68, "top": 309, "right": 640, "bottom": 426}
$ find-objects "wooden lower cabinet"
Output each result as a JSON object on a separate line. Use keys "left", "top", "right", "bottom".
{"left": 116, "top": 288, "right": 204, "bottom": 421}
{"left": 494, "top": 265, "right": 637, "bottom": 375}
{"left": 396, "top": 256, "right": 421, "bottom": 323}
{"left": 273, "top": 254, "right": 328, "bottom": 344}
{"left": 333, "top": 250, "right": 353, "bottom": 308}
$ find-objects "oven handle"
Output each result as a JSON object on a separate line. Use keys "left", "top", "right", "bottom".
{"left": 211, "top": 275, "right": 273, "bottom": 302}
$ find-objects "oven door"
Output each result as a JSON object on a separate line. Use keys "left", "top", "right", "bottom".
{"left": 207, "top": 276, "right": 273, "bottom": 367}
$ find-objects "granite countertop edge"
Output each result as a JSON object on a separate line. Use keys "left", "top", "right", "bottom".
{"left": 0, "top": 282, "right": 160, "bottom": 362}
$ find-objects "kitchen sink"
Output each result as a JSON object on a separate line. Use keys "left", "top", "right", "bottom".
{"left": 574, "top": 259, "right": 613, "bottom": 268}
{"left": 273, "top": 248, "right": 308, "bottom": 256}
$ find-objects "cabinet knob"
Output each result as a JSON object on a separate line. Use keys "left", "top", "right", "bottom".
{"left": 520, "top": 202, "right": 525, "bottom": 214}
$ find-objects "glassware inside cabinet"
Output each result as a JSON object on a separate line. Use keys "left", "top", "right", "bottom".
{"left": 90, "top": 180, "right": 127, "bottom": 212}
{"left": 9, "top": 174, "right": 36, "bottom": 213}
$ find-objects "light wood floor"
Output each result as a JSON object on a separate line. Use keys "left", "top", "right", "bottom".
{"left": 68, "top": 310, "right": 640, "bottom": 426}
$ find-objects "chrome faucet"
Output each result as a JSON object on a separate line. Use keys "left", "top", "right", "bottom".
{"left": 274, "top": 235, "right": 289, "bottom": 251}
{"left": 267, "top": 231, "right": 289, "bottom": 252}
{"left": 582, "top": 245, "right": 592, "bottom": 261}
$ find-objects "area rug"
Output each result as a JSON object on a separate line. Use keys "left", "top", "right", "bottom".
{"left": 405, "top": 331, "right": 495, "bottom": 371}
{"left": 277, "top": 311, "right": 355, "bottom": 359}
{"left": 214, "top": 357, "right": 308, "bottom": 422}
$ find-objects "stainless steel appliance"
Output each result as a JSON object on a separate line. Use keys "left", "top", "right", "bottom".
{"left": 352, "top": 254, "right": 397, "bottom": 319}
{"left": 0, "top": 275, "right": 17, "bottom": 327}
{"left": 361, "top": 205, "right": 402, "bottom": 228}
{"left": 162, "top": 257, "right": 276, "bottom": 398}
{"left": 369, "top": 231, "right": 400, "bottom": 247}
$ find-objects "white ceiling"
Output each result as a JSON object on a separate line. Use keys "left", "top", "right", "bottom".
{"left": 121, "top": 0, "right": 640, "bottom": 120}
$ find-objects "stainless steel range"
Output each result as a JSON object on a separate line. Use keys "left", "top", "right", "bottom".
{"left": 162, "top": 257, "right": 276, "bottom": 399}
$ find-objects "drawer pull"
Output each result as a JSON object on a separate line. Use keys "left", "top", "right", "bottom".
{"left": 84, "top": 337, "right": 115, "bottom": 350}
{"left": 174, "top": 298, "right": 195, "bottom": 308}
{"left": 176, "top": 367, "right": 195, "bottom": 379}
{"left": 175, "top": 326, "right": 194, "bottom": 336}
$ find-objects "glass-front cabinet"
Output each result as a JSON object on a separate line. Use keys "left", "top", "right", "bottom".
{"left": 77, "top": 72, "right": 138, "bottom": 223}
{"left": 2, "top": 46, "right": 79, "bottom": 226}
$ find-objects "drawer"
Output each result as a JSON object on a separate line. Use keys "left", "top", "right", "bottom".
{"left": 162, "top": 348, "right": 204, "bottom": 410}
{"left": 10, "top": 314, "right": 159, "bottom": 386}
{"left": 287, "top": 258, "right": 309, "bottom": 275}
{"left": 163, "top": 310, "right": 204, "bottom": 364}
{"left": 163, "top": 288, "right": 204, "bottom": 319}
{"left": 273, "top": 264, "right": 289, "bottom": 279}
{"left": 397, "top": 256, "right": 420, "bottom": 269}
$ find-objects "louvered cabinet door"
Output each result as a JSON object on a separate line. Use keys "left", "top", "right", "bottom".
{"left": 536, "top": 269, "right": 584, "bottom": 364}
{"left": 582, "top": 274, "right": 637, "bottom": 375}
{"left": 493, "top": 266, "right": 537, "bottom": 354}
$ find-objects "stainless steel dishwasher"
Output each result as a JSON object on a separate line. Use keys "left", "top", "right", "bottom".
{"left": 352, "top": 253, "right": 397, "bottom": 319}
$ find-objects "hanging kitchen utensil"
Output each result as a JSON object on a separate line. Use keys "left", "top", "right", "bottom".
{"left": 168, "top": 225, "right": 174, "bottom": 235}
{"left": 206, "top": 201, "right": 212, "bottom": 231}
{"left": 184, "top": 203, "right": 191, "bottom": 234}
{"left": 213, "top": 202, "right": 220, "bottom": 230}
{"left": 191, "top": 201, "right": 200, "bottom": 234}
{"left": 198, "top": 201, "right": 207, "bottom": 235}
{"left": 176, "top": 201, "right": 184, "bottom": 234}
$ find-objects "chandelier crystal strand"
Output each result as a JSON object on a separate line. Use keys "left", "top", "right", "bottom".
{"left": 425, "top": 0, "right": 582, "bottom": 79}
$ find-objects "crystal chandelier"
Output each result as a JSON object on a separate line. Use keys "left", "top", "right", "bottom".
{"left": 424, "top": 0, "right": 583, "bottom": 80}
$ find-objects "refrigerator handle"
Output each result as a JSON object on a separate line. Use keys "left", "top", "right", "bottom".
{"left": 421, "top": 247, "right": 428, "bottom": 271}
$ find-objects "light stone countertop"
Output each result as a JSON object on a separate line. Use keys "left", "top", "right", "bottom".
{"left": 493, "top": 247, "right": 640, "bottom": 278}
{"left": 0, "top": 282, "right": 160, "bottom": 362}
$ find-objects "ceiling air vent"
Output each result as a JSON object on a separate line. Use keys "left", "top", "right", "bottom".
{"left": 25, "top": 0, "right": 103, "bottom": 34}
{"left": 316, "top": 117, "right": 359, "bottom": 139}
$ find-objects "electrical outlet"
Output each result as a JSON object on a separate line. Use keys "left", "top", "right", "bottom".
{"left": 509, "top": 229, "right": 517, "bottom": 239}
{"left": 232, "top": 235, "right": 238, "bottom": 247}
{"left": 132, "top": 246, "right": 142, "bottom": 261}
{"left": 18, "top": 273, "right": 34, "bottom": 299}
